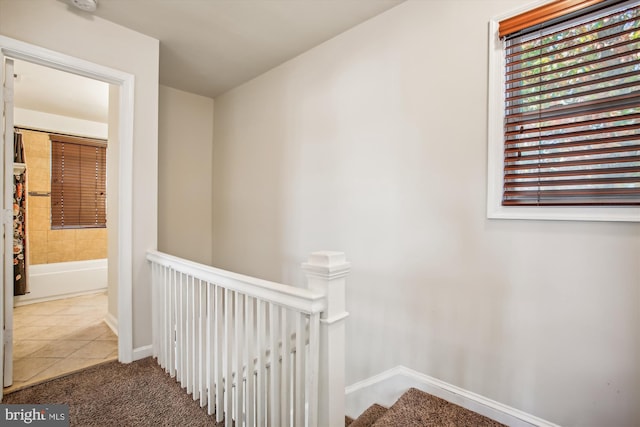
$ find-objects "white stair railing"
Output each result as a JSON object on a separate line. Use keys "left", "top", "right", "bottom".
{"left": 146, "top": 250, "right": 350, "bottom": 427}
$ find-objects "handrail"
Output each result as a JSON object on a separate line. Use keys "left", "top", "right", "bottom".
{"left": 146, "top": 250, "right": 326, "bottom": 314}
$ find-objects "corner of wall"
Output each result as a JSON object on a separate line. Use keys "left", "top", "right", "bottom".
{"left": 345, "top": 366, "right": 560, "bottom": 427}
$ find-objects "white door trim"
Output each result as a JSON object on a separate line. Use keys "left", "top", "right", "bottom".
{"left": 0, "top": 35, "right": 135, "bottom": 363}
{"left": 1, "top": 55, "right": 15, "bottom": 392}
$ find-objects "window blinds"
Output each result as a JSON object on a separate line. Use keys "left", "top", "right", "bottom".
{"left": 50, "top": 134, "right": 107, "bottom": 228}
{"left": 502, "top": 1, "right": 640, "bottom": 206}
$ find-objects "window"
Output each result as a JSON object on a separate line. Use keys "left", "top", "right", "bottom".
{"left": 487, "top": 0, "right": 640, "bottom": 221}
{"left": 50, "top": 134, "right": 107, "bottom": 229}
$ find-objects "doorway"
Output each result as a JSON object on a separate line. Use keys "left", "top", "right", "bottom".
{"left": 6, "top": 60, "right": 116, "bottom": 391}
{"left": 1, "top": 35, "right": 136, "bottom": 399}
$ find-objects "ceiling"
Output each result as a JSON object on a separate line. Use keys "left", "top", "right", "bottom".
{"left": 89, "top": 0, "right": 405, "bottom": 99}
{"left": 14, "top": 0, "right": 405, "bottom": 124}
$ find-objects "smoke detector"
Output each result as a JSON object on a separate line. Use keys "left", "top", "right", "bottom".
{"left": 71, "top": 0, "right": 98, "bottom": 12}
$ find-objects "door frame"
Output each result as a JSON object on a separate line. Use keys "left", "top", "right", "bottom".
{"left": 2, "top": 56, "right": 14, "bottom": 389}
{"left": 0, "top": 36, "right": 135, "bottom": 372}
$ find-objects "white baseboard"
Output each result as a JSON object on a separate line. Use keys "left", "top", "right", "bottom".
{"left": 345, "top": 366, "right": 561, "bottom": 427}
{"left": 132, "top": 345, "right": 153, "bottom": 361}
{"left": 104, "top": 312, "right": 118, "bottom": 336}
{"left": 14, "top": 288, "right": 107, "bottom": 306}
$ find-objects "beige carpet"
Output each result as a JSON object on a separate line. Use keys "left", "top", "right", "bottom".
{"left": 346, "top": 387, "right": 507, "bottom": 427}
{"left": 2, "top": 357, "right": 225, "bottom": 426}
{"left": 4, "top": 357, "right": 505, "bottom": 427}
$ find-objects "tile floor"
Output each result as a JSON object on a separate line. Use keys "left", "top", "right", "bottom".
{"left": 5, "top": 292, "right": 117, "bottom": 393}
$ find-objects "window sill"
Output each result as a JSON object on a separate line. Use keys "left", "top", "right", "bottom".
{"left": 487, "top": 204, "right": 640, "bottom": 223}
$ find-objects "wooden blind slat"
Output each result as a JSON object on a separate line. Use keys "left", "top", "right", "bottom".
{"left": 504, "top": 187, "right": 640, "bottom": 197}
{"left": 505, "top": 165, "right": 640, "bottom": 180}
{"left": 505, "top": 125, "right": 640, "bottom": 146}
{"left": 505, "top": 93, "right": 640, "bottom": 122}
{"left": 503, "top": 200, "right": 640, "bottom": 205}
{"left": 505, "top": 177, "right": 640, "bottom": 189}
{"left": 505, "top": 112, "right": 640, "bottom": 136}
{"left": 504, "top": 155, "right": 640, "bottom": 171}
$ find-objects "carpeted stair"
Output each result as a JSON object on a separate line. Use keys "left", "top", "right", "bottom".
{"left": 346, "top": 387, "right": 507, "bottom": 427}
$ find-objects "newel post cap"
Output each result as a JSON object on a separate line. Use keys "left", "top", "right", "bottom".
{"left": 301, "top": 251, "right": 351, "bottom": 279}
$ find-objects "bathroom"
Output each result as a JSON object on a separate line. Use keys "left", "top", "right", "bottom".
{"left": 12, "top": 59, "right": 109, "bottom": 309}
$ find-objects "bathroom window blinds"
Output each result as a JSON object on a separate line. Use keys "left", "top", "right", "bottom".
{"left": 50, "top": 134, "right": 107, "bottom": 229}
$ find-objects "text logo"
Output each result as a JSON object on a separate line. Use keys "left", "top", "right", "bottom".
{"left": 1, "top": 405, "right": 69, "bottom": 426}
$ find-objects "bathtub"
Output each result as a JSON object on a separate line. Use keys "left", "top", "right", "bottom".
{"left": 14, "top": 258, "right": 108, "bottom": 306}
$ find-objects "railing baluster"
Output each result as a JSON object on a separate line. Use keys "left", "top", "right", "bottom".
{"left": 182, "top": 273, "right": 188, "bottom": 384}
{"left": 280, "top": 307, "right": 290, "bottom": 426}
{"left": 157, "top": 264, "right": 163, "bottom": 366}
{"left": 235, "top": 292, "right": 244, "bottom": 425}
{"left": 215, "top": 285, "right": 224, "bottom": 423}
{"left": 294, "top": 313, "right": 305, "bottom": 427}
{"left": 160, "top": 266, "right": 165, "bottom": 370}
{"left": 161, "top": 265, "right": 167, "bottom": 370}
{"left": 151, "top": 263, "right": 158, "bottom": 359}
{"left": 192, "top": 276, "right": 200, "bottom": 401}
{"left": 256, "top": 299, "right": 266, "bottom": 427}
{"left": 246, "top": 295, "right": 255, "bottom": 427}
{"left": 199, "top": 279, "right": 207, "bottom": 407}
{"left": 175, "top": 272, "right": 182, "bottom": 383}
{"left": 207, "top": 282, "right": 215, "bottom": 415}
{"left": 306, "top": 312, "right": 320, "bottom": 427}
{"left": 165, "top": 266, "right": 173, "bottom": 375}
{"left": 225, "top": 289, "right": 233, "bottom": 427}
{"left": 269, "top": 303, "right": 281, "bottom": 427}
{"left": 172, "top": 269, "right": 178, "bottom": 377}
{"left": 186, "top": 274, "right": 193, "bottom": 394}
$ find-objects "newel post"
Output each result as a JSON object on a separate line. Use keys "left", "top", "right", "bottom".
{"left": 302, "top": 251, "right": 351, "bottom": 427}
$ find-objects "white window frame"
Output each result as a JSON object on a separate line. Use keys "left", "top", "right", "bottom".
{"left": 487, "top": 0, "right": 640, "bottom": 222}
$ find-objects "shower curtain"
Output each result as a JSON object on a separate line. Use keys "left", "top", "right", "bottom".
{"left": 14, "top": 131, "right": 27, "bottom": 296}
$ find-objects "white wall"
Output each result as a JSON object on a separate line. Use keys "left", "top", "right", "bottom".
{"left": 158, "top": 85, "right": 214, "bottom": 265}
{"left": 212, "top": 1, "right": 640, "bottom": 426}
{"left": 14, "top": 108, "right": 108, "bottom": 139}
{"left": 0, "top": 0, "right": 159, "bottom": 350}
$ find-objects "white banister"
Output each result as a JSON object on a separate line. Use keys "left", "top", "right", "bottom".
{"left": 147, "top": 250, "right": 327, "bottom": 314}
{"left": 302, "top": 251, "right": 351, "bottom": 427}
{"left": 147, "top": 249, "right": 349, "bottom": 427}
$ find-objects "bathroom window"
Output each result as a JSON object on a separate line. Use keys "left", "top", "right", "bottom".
{"left": 50, "top": 134, "right": 107, "bottom": 229}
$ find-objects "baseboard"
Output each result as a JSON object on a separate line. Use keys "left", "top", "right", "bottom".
{"left": 14, "top": 288, "right": 107, "bottom": 306}
{"left": 345, "top": 366, "right": 561, "bottom": 427}
{"left": 104, "top": 313, "right": 118, "bottom": 336}
{"left": 132, "top": 345, "right": 153, "bottom": 361}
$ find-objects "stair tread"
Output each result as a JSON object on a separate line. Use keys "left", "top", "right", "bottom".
{"left": 371, "top": 388, "right": 507, "bottom": 427}
{"left": 348, "top": 403, "right": 388, "bottom": 427}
